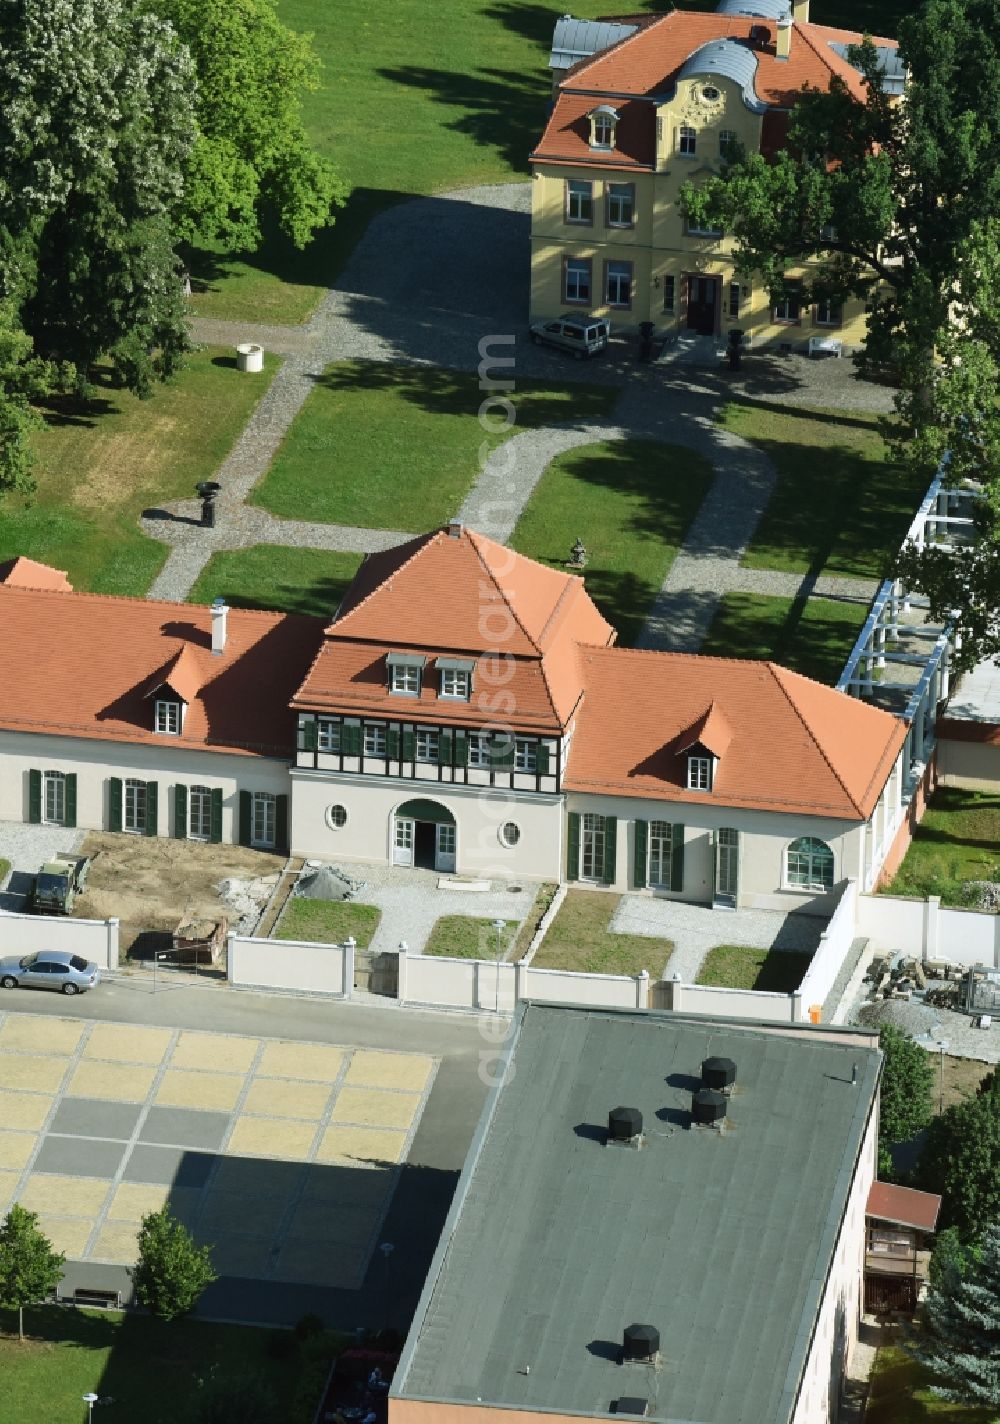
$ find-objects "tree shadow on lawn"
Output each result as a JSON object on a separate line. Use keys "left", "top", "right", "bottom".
{"left": 200, "top": 575, "right": 358, "bottom": 621}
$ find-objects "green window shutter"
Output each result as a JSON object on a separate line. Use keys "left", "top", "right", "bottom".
{"left": 210, "top": 789, "right": 223, "bottom": 844}
{"left": 566, "top": 811, "right": 580, "bottom": 881}
{"left": 454, "top": 733, "right": 468, "bottom": 767}
{"left": 633, "top": 819, "right": 647, "bottom": 889}
{"left": 145, "top": 781, "right": 158, "bottom": 837}
{"left": 275, "top": 795, "right": 289, "bottom": 855}
{"left": 238, "top": 790, "right": 252, "bottom": 847}
{"left": 343, "top": 724, "right": 361, "bottom": 756}
{"left": 536, "top": 743, "right": 550, "bottom": 776}
{"left": 108, "top": 777, "right": 122, "bottom": 833}
{"left": 64, "top": 774, "right": 77, "bottom": 829}
{"left": 491, "top": 735, "right": 514, "bottom": 770}
{"left": 438, "top": 730, "right": 453, "bottom": 765}
{"left": 173, "top": 784, "right": 187, "bottom": 839}
{"left": 300, "top": 717, "right": 318, "bottom": 753}
{"left": 387, "top": 728, "right": 400, "bottom": 759}
{"left": 402, "top": 729, "right": 415, "bottom": 762}
{"left": 28, "top": 769, "right": 41, "bottom": 824}
{"left": 670, "top": 823, "right": 685, "bottom": 892}
{"left": 601, "top": 816, "right": 618, "bottom": 885}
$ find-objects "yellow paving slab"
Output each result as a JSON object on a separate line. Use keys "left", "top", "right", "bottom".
{"left": 345, "top": 1050, "right": 434, "bottom": 1093}
{"left": 0, "top": 1054, "right": 68, "bottom": 1093}
{"left": 0, "top": 1169, "right": 20, "bottom": 1209}
{"left": 19, "top": 1174, "right": 110, "bottom": 1216}
{"left": 330, "top": 1086, "right": 419, "bottom": 1130}
{"left": 37, "top": 1215, "right": 91, "bottom": 1257}
{"left": 108, "top": 1181, "right": 172, "bottom": 1222}
{"left": 66, "top": 1061, "right": 155, "bottom": 1102}
{"left": 0, "top": 1090, "right": 53, "bottom": 1131}
{"left": 256, "top": 1041, "right": 343, "bottom": 1083}
{"left": 170, "top": 1031, "right": 259, "bottom": 1073}
{"left": 84, "top": 1023, "right": 174, "bottom": 1063}
{"left": 91, "top": 1222, "right": 140, "bottom": 1263}
{"left": 0, "top": 1130, "right": 37, "bottom": 1170}
{"left": 315, "top": 1125, "right": 406, "bottom": 1166}
{"left": 0, "top": 1015, "right": 84, "bottom": 1055}
{"left": 156, "top": 1069, "right": 244, "bottom": 1111}
{"left": 227, "top": 1115, "right": 315, "bottom": 1160}
{"left": 242, "top": 1078, "right": 331, "bottom": 1121}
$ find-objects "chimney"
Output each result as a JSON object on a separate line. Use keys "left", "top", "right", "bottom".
{"left": 211, "top": 598, "right": 228, "bottom": 656}
{"left": 776, "top": 11, "right": 793, "bottom": 59}
{"left": 791, "top": 0, "right": 809, "bottom": 20}
{"left": 448, "top": 519, "right": 463, "bottom": 539}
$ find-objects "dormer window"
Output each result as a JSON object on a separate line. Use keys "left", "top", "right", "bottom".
{"left": 687, "top": 755, "right": 713, "bottom": 791}
{"left": 438, "top": 657, "right": 474, "bottom": 700}
{"left": 589, "top": 105, "right": 618, "bottom": 150}
{"left": 386, "top": 651, "right": 426, "bottom": 696}
{"left": 155, "top": 699, "right": 182, "bottom": 735}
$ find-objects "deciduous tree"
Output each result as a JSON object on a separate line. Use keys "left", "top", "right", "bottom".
{"left": 132, "top": 1207, "right": 216, "bottom": 1321}
{"left": 877, "top": 1025, "right": 934, "bottom": 1174}
{"left": 0, "top": 1205, "right": 65, "bottom": 1340}
{"left": 915, "top": 1070, "right": 1000, "bottom": 1238}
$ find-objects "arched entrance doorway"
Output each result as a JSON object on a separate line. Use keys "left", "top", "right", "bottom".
{"left": 393, "top": 799, "right": 456, "bottom": 872}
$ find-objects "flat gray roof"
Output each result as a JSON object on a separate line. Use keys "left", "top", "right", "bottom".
{"left": 944, "top": 657, "right": 1000, "bottom": 724}
{"left": 394, "top": 1005, "right": 880, "bottom": 1424}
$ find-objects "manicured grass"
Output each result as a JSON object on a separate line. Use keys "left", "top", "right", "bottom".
{"left": 424, "top": 915, "right": 517, "bottom": 959}
{"left": 252, "top": 361, "right": 619, "bottom": 532}
{"left": 189, "top": 545, "right": 364, "bottom": 618}
{"left": 0, "top": 859, "right": 9, "bottom": 884}
{"left": 0, "top": 350, "right": 279, "bottom": 597}
{"left": 882, "top": 788, "right": 1000, "bottom": 906}
{"left": 696, "top": 943, "right": 810, "bottom": 993}
{"left": 511, "top": 439, "right": 714, "bottom": 646}
{"left": 866, "top": 1344, "right": 994, "bottom": 1424}
{"left": 700, "top": 592, "right": 868, "bottom": 684}
{"left": 276, "top": 898, "right": 381, "bottom": 946}
{"left": 0, "top": 1307, "right": 303, "bottom": 1424}
{"left": 531, "top": 888, "right": 671, "bottom": 978}
{"left": 719, "top": 404, "right": 928, "bottom": 581}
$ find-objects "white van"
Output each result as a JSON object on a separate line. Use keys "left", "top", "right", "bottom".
{"left": 529, "top": 314, "right": 610, "bottom": 359}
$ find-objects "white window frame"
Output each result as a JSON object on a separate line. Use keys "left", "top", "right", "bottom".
{"left": 326, "top": 804, "right": 348, "bottom": 830}
{"left": 364, "top": 725, "right": 387, "bottom": 758}
{"left": 43, "top": 771, "right": 66, "bottom": 826}
{"left": 124, "top": 777, "right": 147, "bottom": 834}
{"left": 719, "top": 129, "right": 736, "bottom": 158}
{"left": 785, "top": 837, "right": 835, "bottom": 891}
{"left": 815, "top": 297, "right": 843, "bottom": 327}
{"left": 189, "top": 784, "right": 212, "bottom": 841}
{"left": 592, "top": 114, "right": 615, "bottom": 148}
{"left": 155, "top": 699, "right": 181, "bottom": 735}
{"left": 514, "top": 739, "right": 537, "bottom": 773}
{"left": 686, "top": 218, "right": 723, "bottom": 238}
{"left": 565, "top": 259, "right": 590, "bottom": 304}
{"left": 499, "top": 821, "right": 521, "bottom": 848}
{"left": 581, "top": 813, "right": 606, "bottom": 881}
{"left": 606, "top": 261, "right": 632, "bottom": 308}
{"left": 440, "top": 669, "right": 471, "bottom": 700}
{"left": 566, "top": 179, "right": 593, "bottom": 223}
{"left": 317, "top": 718, "right": 341, "bottom": 752}
{"left": 468, "top": 733, "right": 490, "bottom": 768}
{"left": 678, "top": 125, "right": 697, "bottom": 157}
{"left": 662, "top": 274, "right": 676, "bottom": 313}
{"left": 607, "top": 182, "right": 634, "bottom": 228}
{"left": 251, "top": 791, "right": 276, "bottom": 849}
{"left": 687, "top": 756, "right": 712, "bottom": 791}
{"left": 648, "top": 821, "right": 673, "bottom": 887}
{"left": 773, "top": 287, "right": 802, "bottom": 323}
{"left": 415, "top": 730, "right": 440, "bottom": 763}
{"left": 390, "top": 664, "right": 420, "bottom": 696}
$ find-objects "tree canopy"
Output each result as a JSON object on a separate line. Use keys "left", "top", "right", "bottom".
{"left": 915, "top": 1070, "right": 1000, "bottom": 1238}
{"left": 132, "top": 1207, "right": 216, "bottom": 1320}
{"left": 914, "top": 1218, "right": 1000, "bottom": 1409}
{"left": 0, "top": 1204, "right": 65, "bottom": 1340}
{"left": 877, "top": 1025, "right": 934, "bottom": 1173}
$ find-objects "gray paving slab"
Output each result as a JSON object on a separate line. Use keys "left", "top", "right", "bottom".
{"left": 139, "top": 1105, "right": 231, "bottom": 1150}
{"left": 48, "top": 1098, "right": 140, "bottom": 1140}
{"left": 35, "top": 1135, "right": 125, "bottom": 1177}
{"left": 211, "top": 1154, "right": 306, "bottom": 1196}
{"left": 123, "top": 1143, "right": 215, "bottom": 1187}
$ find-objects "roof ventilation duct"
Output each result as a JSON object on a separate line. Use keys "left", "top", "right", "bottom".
{"left": 701, "top": 1056, "right": 737, "bottom": 1093}
{"left": 691, "top": 1088, "right": 728, "bottom": 1127}
{"left": 607, "top": 1106, "right": 643, "bottom": 1146}
{"left": 622, "top": 1323, "right": 660, "bottom": 1363}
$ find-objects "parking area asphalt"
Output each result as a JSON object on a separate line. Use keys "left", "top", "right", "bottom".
{"left": 0, "top": 985, "right": 495, "bottom": 1326}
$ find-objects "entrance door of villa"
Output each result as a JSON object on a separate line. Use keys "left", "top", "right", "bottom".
{"left": 686, "top": 275, "right": 718, "bottom": 336}
{"left": 435, "top": 823, "right": 456, "bottom": 873}
{"left": 393, "top": 817, "right": 414, "bottom": 866}
{"left": 715, "top": 827, "right": 740, "bottom": 908}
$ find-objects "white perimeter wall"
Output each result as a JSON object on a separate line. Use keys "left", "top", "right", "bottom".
{"left": 857, "top": 893, "right": 1000, "bottom": 967}
{"left": 798, "top": 880, "right": 858, "bottom": 1014}
{"left": 227, "top": 934, "right": 349, "bottom": 994}
{"left": 399, "top": 952, "right": 645, "bottom": 1013}
{"left": 0, "top": 911, "right": 119, "bottom": 969}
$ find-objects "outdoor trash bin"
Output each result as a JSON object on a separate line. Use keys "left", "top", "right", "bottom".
{"left": 236, "top": 342, "right": 264, "bottom": 373}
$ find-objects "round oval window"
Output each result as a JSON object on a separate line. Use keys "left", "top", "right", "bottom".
{"left": 326, "top": 804, "right": 348, "bottom": 829}
{"left": 703, "top": 85, "right": 720, "bottom": 101}
{"left": 500, "top": 821, "right": 521, "bottom": 848}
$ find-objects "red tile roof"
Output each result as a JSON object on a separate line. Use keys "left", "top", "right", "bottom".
{"left": 0, "top": 585, "right": 324, "bottom": 758}
{"left": 565, "top": 648, "right": 906, "bottom": 819}
{"left": 532, "top": 12, "right": 897, "bottom": 167}
{"left": 0, "top": 557, "right": 73, "bottom": 593}
{"left": 866, "top": 1182, "right": 942, "bottom": 1233}
{"left": 678, "top": 701, "right": 733, "bottom": 758}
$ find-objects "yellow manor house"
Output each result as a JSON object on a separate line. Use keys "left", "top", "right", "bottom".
{"left": 529, "top": 1, "right": 903, "bottom": 348}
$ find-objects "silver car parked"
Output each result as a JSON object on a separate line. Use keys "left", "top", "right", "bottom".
{"left": 529, "top": 314, "right": 610, "bottom": 359}
{"left": 0, "top": 950, "right": 101, "bottom": 995}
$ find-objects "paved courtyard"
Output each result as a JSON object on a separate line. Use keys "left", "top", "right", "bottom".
{"left": 610, "top": 897, "right": 827, "bottom": 981}
{"left": 0, "top": 1012, "right": 436, "bottom": 1290}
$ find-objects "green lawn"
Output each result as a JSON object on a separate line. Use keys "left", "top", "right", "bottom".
{"left": 696, "top": 943, "right": 810, "bottom": 993}
{"left": 189, "top": 546, "right": 364, "bottom": 618}
{"left": 701, "top": 592, "right": 868, "bottom": 684}
{"left": 510, "top": 881, "right": 559, "bottom": 961}
{"left": 511, "top": 439, "right": 713, "bottom": 646}
{"left": 882, "top": 788, "right": 1000, "bottom": 906}
{"left": 424, "top": 915, "right": 517, "bottom": 959}
{"left": 719, "top": 404, "right": 929, "bottom": 581}
{"left": 0, "top": 1307, "right": 307, "bottom": 1424}
{"left": 866, "top": 1344, "right": 994, "bottom": 1424}
{"left": 531, "top": 888, "right": 671, "bottom": 978}
{"left": 252, "top": 361, "right": 618, "bottom": 532}
{"left": 276, "top": 898, "right": 381, "bottom": 946}
{"left": 0, "top": 350, "right": 279, "bottom": 597}
{"left": 0, "top": 859, "right": 9, "bottom": 885}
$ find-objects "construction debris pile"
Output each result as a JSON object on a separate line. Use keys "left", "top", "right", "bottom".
{"left": 295, "top": 863, "right": 367, "bottom": 903}
{"left": 216, "top": 874, "right": 280, "bottom": 934}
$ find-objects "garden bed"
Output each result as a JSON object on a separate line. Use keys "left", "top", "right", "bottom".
{"left": 696, "top": 943, "right": 810, "bottom": 993}
{"left": 531, "top": 888, "right": 671, "bottom": 978}
{"left": 423, "top": 915, "right": 516, "bottom": 960}
{"left": 275, "top": 898, "right": 381, "bottom": 947}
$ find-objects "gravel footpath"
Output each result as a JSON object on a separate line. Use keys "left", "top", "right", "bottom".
{"left": 611, "top": 896, "right": 824, "bottom": 982}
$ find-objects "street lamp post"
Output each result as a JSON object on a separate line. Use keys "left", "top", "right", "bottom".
{"left": 492, "top": 919, "right": 506, "bottom": 1014}
{"left": 82, "top": 1394, "right": 99, "bottom": 1423}
{"left": 937, "top": 1040, "right": 950, "bottom": 1114}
